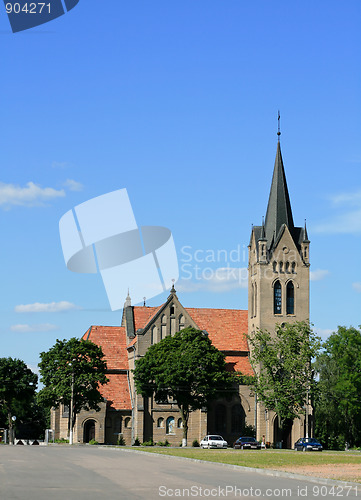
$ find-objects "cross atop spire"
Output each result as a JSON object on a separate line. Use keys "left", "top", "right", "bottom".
{"left": 264, "top": 141, "right": 294, "bottom": 248}
{"left": 277, "top": 110, "right": 281, "bottom": 141}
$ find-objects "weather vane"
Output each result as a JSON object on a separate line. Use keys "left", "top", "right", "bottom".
{"left": 277, "top": 110, "right": 281, "bottom": 141}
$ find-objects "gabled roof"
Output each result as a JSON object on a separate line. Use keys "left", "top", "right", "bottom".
{"left": 133, "top": 305, "right": 163, "bottom": 331}
{"left": 100, "top": 372, "right": 131, "bottom": 409}
{"left": 83, "top": 326, "right": 128, "bottom": 370}
{"left": 225, "top": 355, "right": 254, "bottom": 376}
{"left": 184, "top": 307, "right": 249, "bottom": 352}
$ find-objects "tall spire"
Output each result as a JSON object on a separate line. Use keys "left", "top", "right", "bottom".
{"left": 264, "top": 141, "right": 294, "bottom": 246}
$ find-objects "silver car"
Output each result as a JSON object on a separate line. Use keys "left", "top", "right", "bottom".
{"left": 200, "top": 435, "right": 228, "bottom": 449}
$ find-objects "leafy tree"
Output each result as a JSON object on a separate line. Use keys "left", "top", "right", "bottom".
{"left": 38, "top": 338, "right": 108, "bottom": 440}
{"left": 0, "top": 358, "right": 38, "bottom": 444}
{"left": 314, "top": 326, "right": 361, "bottom": 449}
{"left": 248, "top": 321, "right": 321, "bottom": 429}
{"left": 133, "top": 327, "right": 235, "bottom": 446}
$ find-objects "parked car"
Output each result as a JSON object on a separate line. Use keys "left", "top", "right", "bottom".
{"left": 294, "top": 437, "right": 323, "bottom": 452}
{"left": 233, "top": 436, "right": 261, "bottom": 449}
{"left": 200, "top": 435, "right": 228, "bottom": 449}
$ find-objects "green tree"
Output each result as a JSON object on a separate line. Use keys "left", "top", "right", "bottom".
{"left": 248, "top": 321, "right": 321, "bottom": 430}
{"left": 0, "top": 358, "right": 38, "bottom": 444}
{"left": 38, "top": 338, "right": 108, "bottom": 441}
{"left": 133, "top": 327, "right": 235, "bottom": 446}
{"left": 314, "top": 326, "right": 361, "bottom": 449}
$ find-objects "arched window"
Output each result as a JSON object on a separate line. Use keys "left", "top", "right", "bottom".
{"left": 279, "top": 262, "right": 284, "bottom": 273}
{"left": 161, "top": 315, "right": 167, "bottom": 340}
{"left": 286, "top": 282, "right": 295, "bottom": 315}
{"left": 215, "top": 404, "right": 227, "bottom": 433}
{"left": 170, "top": 317, "right": 176, "bottom": 335}
{"left": 274, "top": 280, "right": 282, "bottom": 315}
{"left": 179, "top": 314, "right": 185, "bottom": 330}
{"left": 177, "top": 418, "right": 183, "bottom": 428}
{"left": 291, "top": 262, "right": 296, "bottom": 274}
{"left": 151, "top": 326, "right": 157, "bottom": 345}
{"left": 170, "top": 304, "right": 175, "bottom": 315}
{"left": 157, "top": 417, "right": 164, "bottom": 428}
{"left": 124, "top": 417, "right": 131, "bottom": 429}
{"left": 166, "top": 416, "right": 175, "bottom": 434}
{"left": 254, "top": 282, "right": 257, "bottom": 317}
{"left": 273, "top": 261, "right": 277, "bottom": 273}
{"left": 285, "top": 262, "right": 290, "bottom": 273}
{"left": 251, "top": 283, "right": 254, "bottom": 317}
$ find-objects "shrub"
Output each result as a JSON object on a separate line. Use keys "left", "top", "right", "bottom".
{"left": 133, "top": 437, "right": 141, "bottom": 446}
{"left": 89, "top": 439, "right": 98, "bottom": 445}
{"left": 242, "top": 424, "right": 256, "bottom": 438}
{"left": 142, "top": 438, "right": 154, "bottom": 446}
{"left": 192, "top": 439, "right": 200, "bottom": 447}
{"left": 158, "top": 440, "right": 170, "bottom": 447}
{"left": 117, "top": 436, "right": 125, "bottom": 446}
{"left": 55, "top": 438, "right": 69, "bottom": 444}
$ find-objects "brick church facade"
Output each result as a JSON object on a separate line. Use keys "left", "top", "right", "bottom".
{"left": 51, "top": 139, "right": 312, "bottom": 448}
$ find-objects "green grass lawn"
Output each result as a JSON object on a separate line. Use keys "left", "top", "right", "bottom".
{"left": 128, "top": 447, "right": 361, "bottom": 470}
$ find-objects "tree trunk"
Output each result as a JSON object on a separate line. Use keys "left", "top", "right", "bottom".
{"left": 8, "top": 411, "right": 14, "bottom": 445}
{"left": 180, "top": 405, "right": 189, "bottom": 447}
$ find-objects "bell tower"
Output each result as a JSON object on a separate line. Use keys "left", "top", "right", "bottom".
{"left": 248, "top": 139, "right": 310, "bottom": 340}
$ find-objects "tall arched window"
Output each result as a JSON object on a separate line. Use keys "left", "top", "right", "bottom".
{"left": 286, "top": 281, "right": 295, "bottom": 315}
{"left": 254, "top": 282, "right": 257, "bottom": 317}
{"left": 161, "top": 315, "right": 167, "bottom": 340}
{"left": 179, "top": 314, "right": 185, "bottom": 330}
{"left": 151, "top": 325, "right": 157, "bottom": 345}
{"left": 274, "top": 280, "right": 282, "bottom": 315}
{"left": 251, "top": 283, "right": 254, "bottom": 317}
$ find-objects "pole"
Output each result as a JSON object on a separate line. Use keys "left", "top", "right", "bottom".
{"left": 69, "top": 371, "right": 74, "bottom": 445}
{"left": 305, "top": 388, "right": 309, "bottom": 438}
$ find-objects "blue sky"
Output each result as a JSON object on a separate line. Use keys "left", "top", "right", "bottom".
{"left": 0, "top": 1, "right": 360, "bottom": 378}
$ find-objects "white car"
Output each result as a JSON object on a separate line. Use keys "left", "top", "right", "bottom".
{"left": 200, "top": 435, "right": 228, "bottom": 449}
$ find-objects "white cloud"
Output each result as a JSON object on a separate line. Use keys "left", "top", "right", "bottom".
{"left": 331, "top": 189, "right": 361, "bottom": 206}
{"left": 52, "top": 161, "right": 69, "bottom": 169}
{"left": 310, "top": 269, "right": 330, "bottom": 282}
{"left": 314, "top": 189, "right": 361, "bottom": 234}
{"left": 314, "top": 209, "right": 361, "bottom": 234}
{"left": 27, "top": 364, "right": 40, "bottom": 376}
{"left": 177, "top": 267, "right": 248, "bottom": 293}
{"left": 64, "top": 179, "right": 84, "bottom": 192}
{"left": 11, "top": 324, "right": 59, "bottom": 333}
{"left": 14, "top": 301, "right": 80, "bottom": 313}
{"left": 352, "top": 282, "right": 361, "bottom": 293}
{"left": 0, "top": 181, "right": 65, "bottom": 208}
{"left": 314, "top": 328, "right": 335, "bottom": 341}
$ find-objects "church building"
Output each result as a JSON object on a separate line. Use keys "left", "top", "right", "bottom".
{"left": 51, "top": 137, "right": 311, "bottom": 448}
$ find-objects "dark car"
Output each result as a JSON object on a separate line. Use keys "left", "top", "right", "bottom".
{"left": 294, "top": 437, "right": 323, "bottom": 452}
{"left": 233, "top": 436, "right": 261, "bottom": 449}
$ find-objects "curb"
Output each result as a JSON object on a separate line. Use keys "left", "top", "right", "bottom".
{"left": 101, "top": 447, "right": 360, "bottom": 488}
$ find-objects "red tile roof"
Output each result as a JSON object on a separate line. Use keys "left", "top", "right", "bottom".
{"left": 99, "top": 372, "right": 131, "bottom": 410}
{"left": 133, "top": 306, "right": 162, "bottom": 331}
{"left": 82, "top": 326, "right": 128, "bottom": 370}
{"left": 184, "top": 308, "right": 249, "bottom": 351}
{"left": 225, "top": 355, "right": 254, "bottom": 376}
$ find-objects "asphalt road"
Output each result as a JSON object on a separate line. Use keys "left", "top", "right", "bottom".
{"left": 0, "top": 446, "right": 358, "bottom": 500}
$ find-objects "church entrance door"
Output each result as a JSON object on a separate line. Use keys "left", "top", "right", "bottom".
{"left": 84, "top": 420, "right": 96, "bottom": 443}
{"left": 273, "top": 416, "right": 293, "bottom": 449}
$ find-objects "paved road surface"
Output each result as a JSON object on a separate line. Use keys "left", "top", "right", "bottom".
{"left": 0, "top": 446, "right": 358, "bottom": 499}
